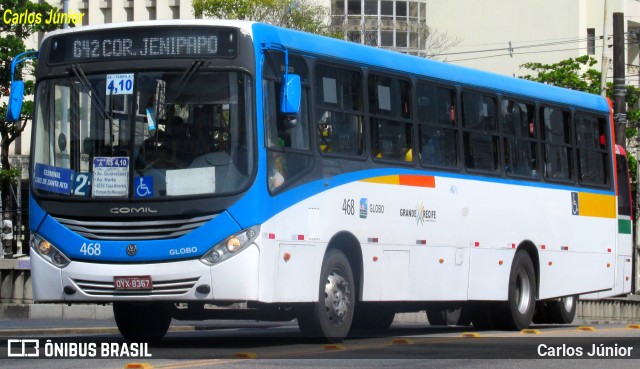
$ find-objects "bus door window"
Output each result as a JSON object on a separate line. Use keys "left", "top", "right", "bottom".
{"left": 541, "top": 107, "right": 573, "bottom": 181}
{"left": 368, "top": 74, "right": 413, "bottom": 162}
{"left": 315, "top": 64, "right": 364, "bottom": 156}
{"left": 417, "top": 82, "right": 458, "bottom": 168}
{"left": 462, "top": 92, "right": 499, "bottom": 171}
{"left": 263, "top": 52, "right": 312, "bottom": 193}
{"left": 501, "top": 99, "right": 537, "bottom": 177}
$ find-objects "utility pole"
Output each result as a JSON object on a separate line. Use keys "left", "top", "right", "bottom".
{"left": 600, "top": 0, "right": 609, "bottom": 97}
{"left": 613, "top": 12, "right": 626, "bottom": 148}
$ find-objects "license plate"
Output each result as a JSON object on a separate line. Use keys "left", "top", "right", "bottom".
{"left": 113, "top": 276, "right": 153, "bottom": 290}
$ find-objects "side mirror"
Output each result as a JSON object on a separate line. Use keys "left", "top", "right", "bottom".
{"left": 280, "top": 74, "right": 301, "bottom": 116}
{"left": 5, "top": 80, "right": 25, "bottom": 123}
{"left": 5, "top": 50, "right": 38, "bottom": 123}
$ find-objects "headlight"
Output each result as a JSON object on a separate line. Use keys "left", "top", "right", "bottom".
{"left": 30, "top": 234, "right": 70, "bottom": 268}
{"left": 200, "top": 226, "right": 260, "bottom": 265}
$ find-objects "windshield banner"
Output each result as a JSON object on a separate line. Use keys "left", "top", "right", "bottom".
{"left": 33, "top": 164, "right": 74, "bottom": 195}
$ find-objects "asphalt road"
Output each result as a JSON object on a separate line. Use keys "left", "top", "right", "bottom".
{"left": 0, "top": 319, "right": 639, "bottom": 368}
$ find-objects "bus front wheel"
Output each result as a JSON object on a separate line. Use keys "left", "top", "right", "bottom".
{"left": 113, "top": 301, "right": 172, "bottom": 343}
{"left": 297, "top": 249, "right": 355, "bottom": 342}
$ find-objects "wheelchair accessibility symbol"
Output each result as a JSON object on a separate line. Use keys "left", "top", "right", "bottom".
{"left": 135, "top": 176, "right": 153, "bottom": 198}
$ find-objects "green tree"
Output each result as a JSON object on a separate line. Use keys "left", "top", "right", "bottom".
{"left": 192, "top": 0, "right": 334, "bottom": 36}
{"left": 1, "top": 0, "right": 65, "bottom": 256}
{"left": 520, "top": 55, "right": 640, "bottom": 137}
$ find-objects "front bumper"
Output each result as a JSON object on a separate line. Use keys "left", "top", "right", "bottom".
{"left": 31, "top": 243, "right": 260, "bottom": 302}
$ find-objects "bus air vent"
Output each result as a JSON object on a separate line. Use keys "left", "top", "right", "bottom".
{"left": 52, "top": 214, "right": 217, "bottom": 240}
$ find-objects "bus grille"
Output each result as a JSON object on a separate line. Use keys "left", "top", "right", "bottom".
{"left": 52, "top": 214, "right": 217, "bottom": 240}
{"left": 72, "top": 277, "right": 200, "bottom": 297}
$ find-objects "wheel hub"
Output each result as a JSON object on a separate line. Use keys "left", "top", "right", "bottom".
{"left": 324, "top": 271, "right": 351, "bottom": 325}
{"left": 515, "top": 269, "right": 532, "bottom": 314}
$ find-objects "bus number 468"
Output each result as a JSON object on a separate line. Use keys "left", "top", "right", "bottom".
{"left": 80, "top": 242, "right": 102, "bottom": 256}
{"left": 342, "top": 198, "right": 355, "bottom": 215}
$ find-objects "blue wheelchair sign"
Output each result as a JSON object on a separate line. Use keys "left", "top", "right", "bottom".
{"left": 134, "top": 176, "right": 153, "bottom": 198}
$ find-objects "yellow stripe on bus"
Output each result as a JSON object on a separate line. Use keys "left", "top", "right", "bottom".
{"left": 361, "top": 175, "right": 436, "bottom": 188}
{"left": 578, "top": 192, "right": 616, "bottom": 219}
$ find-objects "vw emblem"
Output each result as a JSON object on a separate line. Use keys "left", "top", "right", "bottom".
{"left": 126, "top": 244, "right": 138, "bottom": 256}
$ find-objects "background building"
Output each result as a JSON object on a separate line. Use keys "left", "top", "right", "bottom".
{"left": 425, "top": 0, "right": 640, "bottom": 81}
{"left": 329, "top": 0, "right": 428, "bottom": 56}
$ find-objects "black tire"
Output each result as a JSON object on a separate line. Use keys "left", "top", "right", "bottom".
{"left": 297, "top": 249, "right": 355, "bottom": 342}
{"left": 546, "top": 295, "right": 578, "bottom": 324}
{"left": 427, "top": 307, "right": 462, "bottom": 326}
{"left": 350, "top": 303, "right": 395, "bottom": 334}
{"left": 113, "top": 301, "right": 172, "bottom": 343}
{"left": 497, "top": 251, "right": 537, "bottom": 330}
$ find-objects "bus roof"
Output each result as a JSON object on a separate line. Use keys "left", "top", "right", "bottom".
{"left": 252, "top": 22, "right": 610, "bottom": 114}
{"left": 40, "top": 19, "right": 609, "bottom": 114}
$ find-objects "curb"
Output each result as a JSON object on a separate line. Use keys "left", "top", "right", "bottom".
{"left": 0, "top": 303, "right": 114, "bottom": 320}
{"left": 0, "top": 325, "right": 195, "bottom": 337}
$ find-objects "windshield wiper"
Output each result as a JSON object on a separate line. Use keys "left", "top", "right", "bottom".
{"left": 71, "top": 64, "right": 119, "bottom": 155}
{"left": 165, "top": 60, "right": 204, "bottom": 104}
{"left": 70, "top": 64, "right": 110, "bottom": 120}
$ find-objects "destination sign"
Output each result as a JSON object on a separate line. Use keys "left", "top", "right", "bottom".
{"left": 47, "top": 26, "right": 238, "bottom": 64}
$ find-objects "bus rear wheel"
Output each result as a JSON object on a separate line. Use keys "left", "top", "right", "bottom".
{"left": 498, "top": 251, "right": 536, "bottom": 330}
{"left": 297, "top": 249, "right": 355, "bottom": 342}
{"left": 427, "top": 306, "right": 470, "bottom": 326}
{"left": 113, "top": 301, "right": 172, "bottom": 343}
{"left": 547, "top": 295, "right": 578, "bottom": 324}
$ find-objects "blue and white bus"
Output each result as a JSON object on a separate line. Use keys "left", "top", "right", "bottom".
{"left": 8, "top": 20, "right": 632, "bottom": 342}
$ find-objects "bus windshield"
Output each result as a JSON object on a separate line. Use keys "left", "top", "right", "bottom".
{"left": 33, "top": 69, "right": 253, "bottom": 199}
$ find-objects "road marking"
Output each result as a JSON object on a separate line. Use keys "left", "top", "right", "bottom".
{"left": 460, "top": 332, "right": 481, "bottom": 338}
{"left": 577, "top": 326, "right": 596, "bottom": 332}
{"left": 520, "top": 329, "right": 541, "bottom": 334}
{"left": 233, "top": 352, "right": 257, "bottom": 359}
{"left": 124, "top": 364, "right": 153, "bottom": 369}
{"left": 154, "top": 359, "right": 238, "bottom": 369}
{"left": 323, "top": 344, "right": 346, "bottom": 350}
{"left": 391, "top": 338, "right": 415, "bottom": 344}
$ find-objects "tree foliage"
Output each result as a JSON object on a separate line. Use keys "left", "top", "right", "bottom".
{"left": 192, "top": 0, "right": 333, "bottom": 36}
{"left": 519, "top": 55, "right": 602, "bottom": 94}
{"left": 519, "top": 55, "right": 640, "bottom": 131}
{"left": 1, "top": 0, "right": 63, "bottom": 178}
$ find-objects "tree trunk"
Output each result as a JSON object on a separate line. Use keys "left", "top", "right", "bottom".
{"left": 1, "top": 135, "right": 14, "bottom": 257}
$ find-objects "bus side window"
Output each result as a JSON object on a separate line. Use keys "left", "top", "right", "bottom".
{"left": 462, "top": 91, "right": 499, "bottom": 171}
{"left": 541, "top": 107, "right": 573, "bottom": 181}
{"left": 501, "top": 99, "right": 537, "bottom": 177}
{"left": 575, "top": 113, "right": 608, "bottom": 186}
{"left": 315, "top": 64, "right": 364, "bottom": 156}
{"left": 417, "top": 82, "right": 458, "bottom": 168}
{"left": 369, "top": 74, "right": 413, "bottom": 162}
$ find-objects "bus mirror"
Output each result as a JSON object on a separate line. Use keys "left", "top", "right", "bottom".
{"left": 5, "top": 80, "right": 25, "bottom": 123}
{"left": 280, "top": 74, "right": 301, "bottom": 116}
